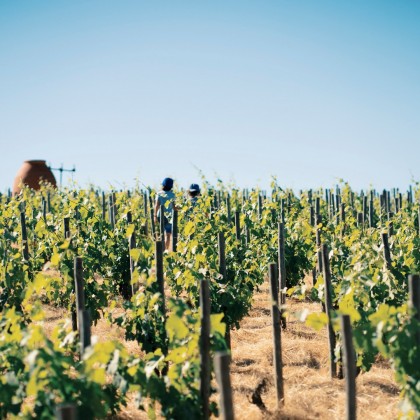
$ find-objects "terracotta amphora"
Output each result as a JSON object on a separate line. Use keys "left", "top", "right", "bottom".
{"left": 13, "top": 160, "right": 57, "bottom": 195}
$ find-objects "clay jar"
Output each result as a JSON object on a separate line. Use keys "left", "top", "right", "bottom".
{"left": 13, "top": 160, "right": 57, "bottom": 195}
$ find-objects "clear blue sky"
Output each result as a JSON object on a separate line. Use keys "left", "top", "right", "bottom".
{"left": 1, "top": 0, "right": 419, "bottom": 192}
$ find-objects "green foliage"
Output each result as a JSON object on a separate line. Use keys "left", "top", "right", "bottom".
{"left": 1, "top": 182, "right": 420, "bottom": 417}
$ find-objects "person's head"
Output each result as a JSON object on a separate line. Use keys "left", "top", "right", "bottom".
{"left": 188, "top": 183, "right": 200, "bottom": 197}
{"left": 162, "top": 177, "right": 174, "bottom": 191}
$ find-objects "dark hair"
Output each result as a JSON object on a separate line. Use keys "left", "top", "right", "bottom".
{"left": 162, "top": 177, "right": 174, "bottom": 190}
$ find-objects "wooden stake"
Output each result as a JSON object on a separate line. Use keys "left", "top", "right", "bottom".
{"left": 321, "top": 244, "right": 337, "bottom": 378}
{"left": 381, "top": 233, "right": 392, "bottom": 271}
{"left": 160, "top": 204, "right": 165, "bottom": 241}
{"left": 172, "top": 209, "right": 178, "bottom": 252}
{"left": 64, "top": 217, "right": 70, "bottom": 239}
{"left": 218, "top": 232, "right": 227, "bottom": 281}
{"left": 74, "top": 257, "right": 86, "bottom": 331}
{"left": 42, "top": 198, "right": 47, "bottom": 220}
{"left": 127, "top": 212, "right": 136, "bottom": 296}
{"left": 340, "top": 315, "right": 357, "bottom": 420}
{"left": 108, "top": 195, "right": 115, "bottom": 229}
{"left": 226, "top": 194, "right": 232, "bottom": 224}
{"left": 234, "top": 211, "right": 241, "bottom": 241}
{"left": 55, "top": 403, "right": 77, "bottom": 420}
{"left": 150, "top": 208, "right": 156, "bottom": 238}
{"left": 278, "top": 223, "right": 287, "bottom": 329}
{"left": 155, "top": 240, "right": 165, "bottom": 315}
{"left": 408, "top": 274, "right": 420, "bottom": 346}
{"left": 102, "top": 192, "right": 106, "bottom": 219}
{"left": 20, "top": 211, "right": 29, "bottom": 262}
{"left": 200, "top": 279, "right": 211, "bottom": 420}
{"left": 269, "top": 262, "right": 284, "bottom": 406}
{"left": 369, "top": 198, "right": 374, "bottom": 228}
{"left": 214, "top": 352, "right": 234, "bottom": 420}
{"left": 79, "top": 309, "right": 91, "bottom": 357}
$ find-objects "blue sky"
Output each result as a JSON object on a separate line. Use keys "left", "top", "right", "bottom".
{"left": 1, "top": 1, "right": 419, "bottom": 192}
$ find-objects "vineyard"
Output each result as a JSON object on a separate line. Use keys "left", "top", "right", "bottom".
{"left": 0, "top": 181, "right": 419, "bottom": 419}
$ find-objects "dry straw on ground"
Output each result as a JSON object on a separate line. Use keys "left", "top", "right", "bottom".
{"left": 229, "top": 281, "right": 399, "bottom": 419}
{"left": 40, "top": 278, "right": 400, "bottom": 419}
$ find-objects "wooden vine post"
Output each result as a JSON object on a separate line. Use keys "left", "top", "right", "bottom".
{"left": 73, "top": 257, "right": 91, "bottom": 356}
{"left": 20, "top": 211, "right": 30, "bottom": 262}
{"left": 172, "top": 209, "right": 178, "bottom": 252}
{"left": 340, "top": 203, "right": 346, "bottom": 234}
{"left": 108, "top": 194, "right": 115, "bottom": 229}
{"left": 148, "top": 194, "right": 154, "bottom": 220}
{"left": 340, "top": 315, "right": 357, "bottom": 420}
{"left": 74, "top": 257, "right": 86, "bottom": 330}
{"left": 127, "top": 211, "right": 136, "bottom": 296}
{"left": 218, "top": 232, "right": 227, "bottom": 280}
{"left": 143, "top": 191, "right": 148, "bottom": 218}
{"left": 388, "top": 212, "right": 394, "bottom": 237}
{"left": 357, "top": 212, "right": 364, "bottom": 228}
{"left": 278, "top": 222, "right": 287, "bottom": 329}
{"left": 408, "top": 274, "right": 420, "bottom": 346}
{"left": 330, "top": 192, "right": 335, "bottom": 220}
{"left": 381, "top": 232, "right": 392, "bottom": 271}
{"left": 160, "top": 204, "right": 165, "bottom": 242}
{"left": 315, "top": 198, "right": 323, "bottom": 275}
{"left": 369, "top": 195, "right": 374, "bottom": 228}
{"left": 155, "top": 240, "right": 166, "bottom": 315}
{"left": 79, "top": 309, "right": 91, "bottom": 357}
{"left": 234, "top": 211, "right": 241, "bottom": 241}
{"left": 64, "top": 217, "right": 70, "bottom": 239}
{"left": 310, "top": 205, "right": 315, "bottom": 227}
{"left": 226, "top": 194, "right": 232, "bottom": 224}
{"left": 269, "top": 262, "right": 284, "bottom": 407}
{"left": 418, "top": 207, "right": 420, "bottom": 237}
{"left": 42, "top": 198, "right": 47, "bottom": 220}
{"left": 102, "top": 192, "right": 106, "bottom": 219}
{"left": 241, "top": 190, "right": 246, "bottom": 209}
{"left": 258, "top": 194, "right": 263, "bottom": 219}
{"left": 278, "top": 199, "right": 283, "bottom": 224}
{"left": 200, "top": 279, "right": 211, "bottom": 420}
{"left": 142, "top": 192, "right": 149, "bottom": 235}
{"left": 214, "top": 352, "right": 234, "bottom": 420}
{"left": 47, "top": 192, "right": 51, "bottom": 213}
{"left": 55, "top": 403, "right": 77, "bottom": 420}
{"left": 150, "top": 207, "right": 156, "bottom": 238}
{"left": 218, "top": 232, "right": 230, "bottom": 349}
{"left": 321, "top": 244, "right": 337, "bottom": 378}
{"left": 362, "top": 196, "right": 367, "bottom": 221}
{"left": 112, "top": 192, "right": 117, "bottom": 219}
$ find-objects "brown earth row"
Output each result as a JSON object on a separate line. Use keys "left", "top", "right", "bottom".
{"left": 41, "top": 278, "right": 400, "bottom": 419}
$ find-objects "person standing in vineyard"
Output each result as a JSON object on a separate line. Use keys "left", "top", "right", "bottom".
{"left": 185, "top": 183, "right": 201, "bottom": 218}
{"left": 154, "top": 177, "right": 176, "bottom": 250}
{"left": 188, "top": 183, "right": 201, "bottom": 206}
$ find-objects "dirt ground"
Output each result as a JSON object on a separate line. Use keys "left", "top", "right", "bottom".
{"left": 41, "top": 278, "right": 401, "bottom": 420}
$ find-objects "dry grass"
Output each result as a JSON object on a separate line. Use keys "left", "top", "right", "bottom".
{"left": 39, "top": 279, "right": 401, "bottom": 419}
{"left": 229, "top": 280, "right": 400, "bottom": 420}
